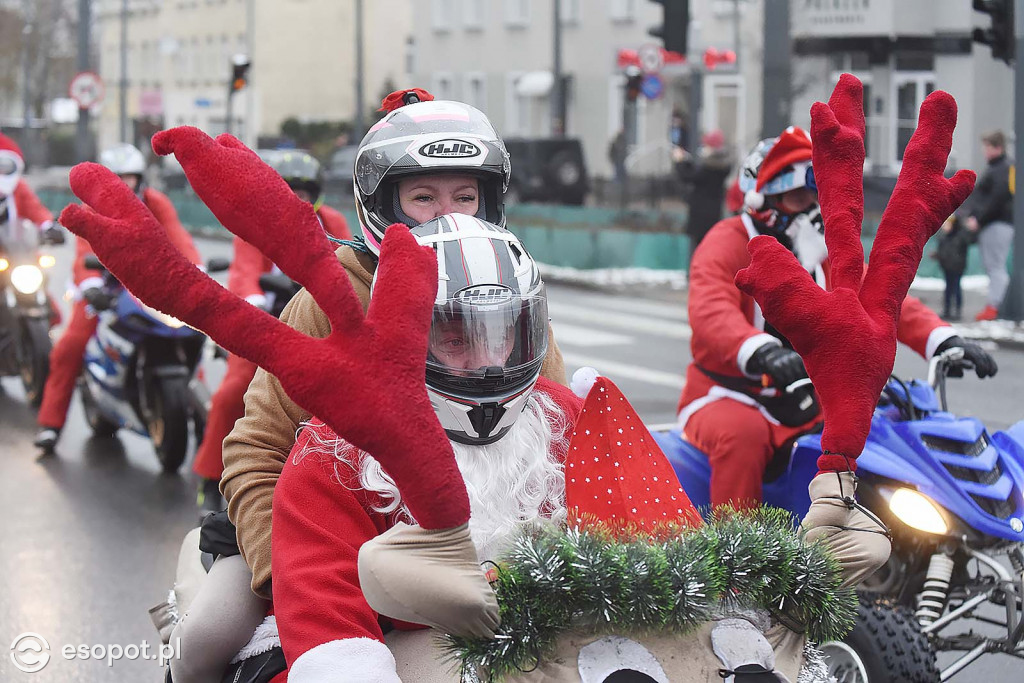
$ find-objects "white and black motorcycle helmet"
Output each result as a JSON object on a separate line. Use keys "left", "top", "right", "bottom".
{"left": 354, "top": 100, "right": 511, "bottom": 255}
{"left": 99, "top": 143, "right": 147, "bottom": 197}
{"left": 374, "top": 214, "right": 547, "bottom": 445}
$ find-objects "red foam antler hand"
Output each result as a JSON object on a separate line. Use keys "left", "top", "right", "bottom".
{"left": 59, "top": 164, "right": 469, "bottom": 530}
{"left": 735, "top": 75, "right": 975, "bottom": 472}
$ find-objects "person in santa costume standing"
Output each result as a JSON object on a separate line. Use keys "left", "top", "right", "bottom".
{"left": 678, "top": 125, "right": 999, "bottom": 511}
{"left": 33, "top": 143, "right": 202, "bottom": 453}
{"left": 192, "top": 149, "right": 351, "bottom": 517}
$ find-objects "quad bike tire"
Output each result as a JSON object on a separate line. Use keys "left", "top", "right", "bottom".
{"left": 820, "top": 595, "right": 939, "bottom": 683}
{"left": 79, "top": 376, "right": 120, "bottom": 437}
{"left": 18, "top": 318, "right": 50, "bottom": 407}
{"left": 149, "top": 375, "right": 190, "bottom": 474}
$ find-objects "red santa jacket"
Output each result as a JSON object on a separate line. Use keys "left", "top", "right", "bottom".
{"left": 677, "top": 214, "right": 955, "bottom": 420}
{"left": 226, "top": 204, "right": 352, "bottom": 299}
{"left": 12, "top": 180, "right": 55, "bottom": 226}
{"left": 269, "top": 377, "right": 581, "bottom": 680}
{"left": 73, "top": 187, "right": 201, "bottom": 292}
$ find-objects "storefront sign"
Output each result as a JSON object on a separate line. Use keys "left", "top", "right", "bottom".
{"left": 793, "top": 0, "right": 895, "bottom": 38}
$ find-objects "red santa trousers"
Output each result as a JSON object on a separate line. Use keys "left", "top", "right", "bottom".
{"left": 191, "top": 353, "right": 258, "bottom": 480}
{"left": 38, "top": 301, "right": 98, "bottom": 429}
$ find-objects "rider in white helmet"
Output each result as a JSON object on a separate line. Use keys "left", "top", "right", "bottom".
{"left": 99, "top": 143, "right": 148, "bottom": 197}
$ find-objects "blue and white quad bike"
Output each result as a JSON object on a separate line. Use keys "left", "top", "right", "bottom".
{"left": 653, "top": 349, "right": 1024, "bottom": 682}
{"left": 78, "top": 254, "right": 228, "bottom": 473}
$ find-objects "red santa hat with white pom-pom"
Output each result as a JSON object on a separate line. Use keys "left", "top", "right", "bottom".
{"left": 565, "top": 369, "right": 701, "bottom": 529}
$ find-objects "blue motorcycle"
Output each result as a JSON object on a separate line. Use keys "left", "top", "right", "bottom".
{"left": 654, "top": 350, "right": 1024, "bottom": 682}
{"left": 78, "top": 254, "right": 228, "bottom": 473}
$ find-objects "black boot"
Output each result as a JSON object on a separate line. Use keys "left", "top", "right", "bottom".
{"left": 34, "top": 427, "right": 60, "bottom": 454}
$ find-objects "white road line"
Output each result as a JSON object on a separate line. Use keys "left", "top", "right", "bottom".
{"left": 562, "top": 351, "right": 686, "bottom": 390}
{"left": 550, "top": 301, "right": 692, "bottom": 340}
{"left": 550, "top": 322, "right": 633, "bottom": 347}
{"left": 558, "top": 292, "right": 688, "bottom": 321}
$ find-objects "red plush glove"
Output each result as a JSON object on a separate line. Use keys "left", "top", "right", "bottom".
{"left": 59, "top": 159, "right": 470, "bottom": 530}
{"left": 735, "top": 74, "right": 975, "bottom": 473}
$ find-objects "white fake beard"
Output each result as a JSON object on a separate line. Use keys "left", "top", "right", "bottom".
{"left": 786, "top": 209, "right": 828, "bottom": 272}
{"left": 337, "top": 392, "right": 569, "bottom": 561}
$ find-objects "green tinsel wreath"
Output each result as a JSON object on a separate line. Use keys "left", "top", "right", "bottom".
{"left": 443, "top": 507, "right": 856, "bottom": 681}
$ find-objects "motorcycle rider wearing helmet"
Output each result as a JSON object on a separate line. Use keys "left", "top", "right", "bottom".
{"left": 34, "top": 143, "right": 202, "bottom": 453}
{"left": 192, "top": 149, "right": 352, "bottom": 517}
{"left": 0, "top": 132, "right": 63, "bottom": 242}
{"left": 677, "top": 126, "right": 998, "bottom": 510}
{"left": 217, "top": 89, "right": 568, "bottom": 599}
{"left": 167, "top": 215, "right": 578, "bottom": 683}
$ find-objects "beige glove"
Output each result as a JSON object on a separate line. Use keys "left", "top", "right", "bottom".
{"left": 358, "top": 522, "right": 500, "bottom": 639}
{"left": 800, "top": 471, "right": 892, "bottom": 589}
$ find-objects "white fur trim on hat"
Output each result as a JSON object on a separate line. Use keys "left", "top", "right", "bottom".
{"left": 289, "top": 637, "right": 400, "bottom": 683}
{"left": 744, "top": 189, "right": 764, "bottom": 210}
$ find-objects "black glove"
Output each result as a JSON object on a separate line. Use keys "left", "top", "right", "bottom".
{"left": 41, "top": 224, "right": 66, "bottom": 245}
{"left": 82, "top": 287, "right": 115, "bottom": 311}
{"left": 935, "top": 335, "right": 998, "bottom": 379}
{"left": 747, "top": 343, "right": 808, "bottom": 389}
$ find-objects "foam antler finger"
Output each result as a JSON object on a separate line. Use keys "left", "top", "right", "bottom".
{"left": 366, "top": 225, "right": 439, "bottom": 346}
{"left": 735, "top": 235, "right": 830, "bottom": 347}
{"left": 152, "top": 126, "right": 365, "bottom": 331}
{"left": 811, "top": 74, "right": 866, "bottom": 292}
{"left": 860, "top": 91, "right": 976, "bottom": 320}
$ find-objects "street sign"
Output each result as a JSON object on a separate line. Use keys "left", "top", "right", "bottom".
{"left": 641, "top": 74, "right": 664, "bottom": 100}
{"left": 638, "top": 43, "right": 665, "bottom": 74}
{"left": 194, "top": 98, "right": 213, "bottom": 108}
{"left": 69, "top": 71, "right": 105, "bottom": 109}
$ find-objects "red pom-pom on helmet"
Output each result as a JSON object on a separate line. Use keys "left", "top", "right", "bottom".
{"left": 378, "top": 88, "right": 436, "bottom": 113}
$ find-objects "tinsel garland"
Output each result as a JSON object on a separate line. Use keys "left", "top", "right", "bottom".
{"left": 443, "top": 507, "right": 856, "bottom": 681}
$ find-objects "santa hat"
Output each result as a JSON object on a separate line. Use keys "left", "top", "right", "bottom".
{"left": 0, "top": 132, "right": 24, "bottom": 160}
{"left": 755, "top": 126, "right": 811, "bottom": 192}
{"left": 564, "top": 376, "right": 701, "bottom": 529}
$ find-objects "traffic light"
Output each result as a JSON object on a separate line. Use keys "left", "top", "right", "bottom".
{"left": 648, "top": 0, "right": 690, "bottom": 56}
{"left": 229, "top": 55, "right": 251, "bottom": 93}
{"left": 973, "top": 0, "right": 1014, "bottom": 64}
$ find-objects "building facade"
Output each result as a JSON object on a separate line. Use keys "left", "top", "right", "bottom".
{"left": 93, "top": 0, "right": 412, "bottom": 153}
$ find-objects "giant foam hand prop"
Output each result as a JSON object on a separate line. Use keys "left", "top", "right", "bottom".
{"left": 736, "top": 74, "right": 974, "bottom": 472}
{"left": 58, "top": 158, "right": 470, "bottom": 532}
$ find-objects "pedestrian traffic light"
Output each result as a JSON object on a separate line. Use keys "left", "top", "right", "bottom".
{"left": 973, "top": 0, "right": 1014, "bottom": 64}
{"left": 229, "top": 55, "right": 251, "bottom": 93}
{"left": 648, "top": 0, "right": 690, "bottom": 56}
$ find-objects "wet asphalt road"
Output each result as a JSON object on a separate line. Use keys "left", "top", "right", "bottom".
{"left": 1, "top": 236, "right": 1023, "bottom": 681}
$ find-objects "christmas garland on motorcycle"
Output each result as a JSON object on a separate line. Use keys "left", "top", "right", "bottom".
{"left": 443, "top": 507, "right": 854, "bottom": 680}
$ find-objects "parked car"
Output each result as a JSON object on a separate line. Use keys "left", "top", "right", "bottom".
{"left": 323, "top": 145, "right": 359, "bottom": 197}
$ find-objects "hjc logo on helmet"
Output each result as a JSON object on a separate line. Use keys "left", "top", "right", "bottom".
{"left": 418, "top": 139, "right": 481, "bottom": 159}
{"left": 456, "top": 285, "right": 513, "bottom": 306}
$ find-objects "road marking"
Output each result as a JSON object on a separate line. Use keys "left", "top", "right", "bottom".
{"left": 550, "top": 301, "right": 692, "bottom": 340}
{"left": 562, "top": 351, "right": 686, "bottom": 390}
{"left": 550, "top": 322, "right": 633, "bottom": 347}
{"left": 558, "top": 292, "right": 687, "bottom": 321}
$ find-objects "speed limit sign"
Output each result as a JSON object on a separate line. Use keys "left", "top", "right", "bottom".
{"left": 69, "top": 72, "right": 105, "bottom": 109}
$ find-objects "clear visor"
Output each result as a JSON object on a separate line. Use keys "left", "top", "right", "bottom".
{"left": 0, "top": 152, "right": 23, "bottom": 196}
{"left": 427, "top": 291, "right": 548, "bottom": 382}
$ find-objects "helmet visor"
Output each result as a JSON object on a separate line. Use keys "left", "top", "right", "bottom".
{"left": 0, "top": 151, "right": 24, "bottom": 196}
{"left": 426, "top": 289, "right": 548, "bottom": 395}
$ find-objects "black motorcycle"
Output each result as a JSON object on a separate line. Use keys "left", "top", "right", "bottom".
{"left": 0, "top": 219, "right": 63, "bottom": 405}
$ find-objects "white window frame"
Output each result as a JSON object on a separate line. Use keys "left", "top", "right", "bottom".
{"left": 506, "top": 71, "right": 528, "bottom": 136}
{"left": 463, "top": 72, "right": 488, "bottom": 111}
{"left": 504, "top": 0, "right": 530, "bottom": 27}
{"left": 432, "top": 0, "right": 458, "bottom": 32}
{"left": 889, "top": 70, "right": 936, "bottom": 171}
{"left": 702, "top": 73, "right": 746, "bottom": 163}
{"left": 561, "top": 0, "right": 581, "bottom": 25}
{"left": 432, "top": 71, "right": 457, "bottom": 101}
{"left": 609, "top": 0, "right": 636, "bottom": 23}
{"left": 463, "top": 0, "right": 485, "bottom": 30}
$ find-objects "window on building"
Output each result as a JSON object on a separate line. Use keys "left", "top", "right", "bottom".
{"left": 894, "top": 75, "right": 935, "bottom": 164}
{"left": 561, "top": 0, "right": 581, "bottom": 24}
{"left": 433, "top": 0, "right": 457, "bottom": 31}
{"left": 464, "top": 72, "right": 487, "bottom": 110}
{"left": 506, "top": 71, "right": 529, "bottom": 135}
{"left": 505, "top": 0, "right": 530, "bottom": 27}
{"left": 405, "top": 36, "right": 416, "bottom": 76}
{"left": 610, "top": 0, "right": 636, "bottom": 22}
{"left": 433, "top": 72, "right": 456, "bottom": 100}
{"left": 464, "top": 0, "right": 485, "bottom": 29}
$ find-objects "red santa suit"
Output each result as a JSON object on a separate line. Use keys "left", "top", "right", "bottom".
{"left": 191, "top": 206, "right": 351, "bottom": 481}
{"left": 37, "top": 188, "right": 202, "bottom": 430}
{"left": 11, "top": 180, "right": 55, "bottom": 227}
{"left": 264, "top": 377, "right": 580, "bottom": 681}
{"left": 678, "top": 213, "right": 956, "bottom": 508}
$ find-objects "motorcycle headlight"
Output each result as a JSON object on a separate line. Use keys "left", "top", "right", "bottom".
{"left": 38, "top": 254, "right": 57, "bottom": 269}
{"left": 0, "top": 258, "right": 9, "bottom": 271}
{"left": 11, "top": 265, "right": 44, "bottom": 294}
{"left": 889, "top": 488, "right": 949, "bottom": 535}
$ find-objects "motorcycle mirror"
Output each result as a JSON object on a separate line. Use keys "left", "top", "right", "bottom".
{"left": 83, "top": 254, "right": 106, "bottom": 271}
{"left": 206, "top": 257, "right": 230, "bottom": 273}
